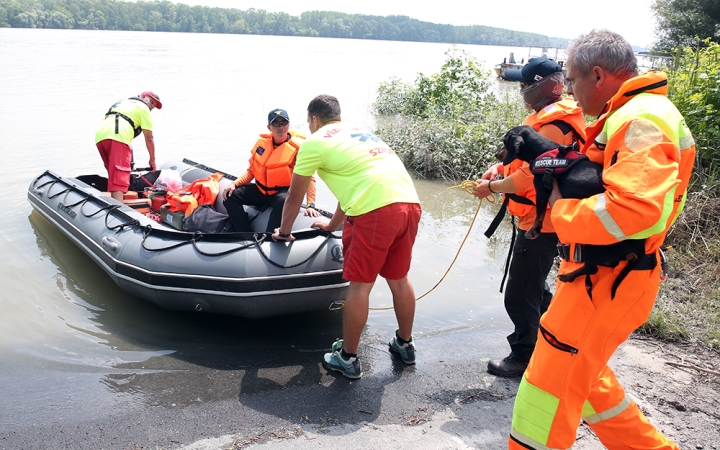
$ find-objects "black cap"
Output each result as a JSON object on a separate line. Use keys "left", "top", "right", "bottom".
{"left": 504, "top": 56, "right": 563, "bottom": 84}
{"left": 267, "top": 108, "right": 290, "bottom": 124}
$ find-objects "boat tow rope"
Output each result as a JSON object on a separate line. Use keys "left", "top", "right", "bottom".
{"left": 329, "top": 180, "right": 495, "bottom": 311}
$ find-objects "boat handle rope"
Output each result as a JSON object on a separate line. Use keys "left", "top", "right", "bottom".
{"left": 255, "top": 232, "right": 334, "bottom": 269}
{"left": 105, "top": 208, "right": 139, "bottom": 232}
{"left": 193, "top": 234, "right": 264, "bottom": 257}
{"left": 82, "top": 201, "right": 119, "bottom": 218}
{"left": 140, "top": 226, "right": 264, "bottom": 256}
{"left": 32, "top": 177, "right": 56, "bottom": 193}
{"left": 330, "top": 179, "right": 491, "bottom": 312}
{"left": 33, "top": 178, "right": 71, "bottom": 200}
{"left": 61, "top": 192, "right": 91, "bottom": 209}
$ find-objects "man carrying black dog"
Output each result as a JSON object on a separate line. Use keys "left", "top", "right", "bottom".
{"left": 506, "top": 29, "right": 695, "bottom": 450}
{"left": 473, "top": 57, "right": 586, "bottom": 377}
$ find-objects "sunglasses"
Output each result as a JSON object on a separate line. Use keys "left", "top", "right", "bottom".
{"left": 270, "top": 120, "right": 289, "bottom": 128}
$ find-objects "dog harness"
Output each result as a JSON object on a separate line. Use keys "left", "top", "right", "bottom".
{"left": 529, "top": 145, "right": 587, "bottom": 193}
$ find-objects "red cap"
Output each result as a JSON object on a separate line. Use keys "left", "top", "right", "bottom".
{"left": 140, "top": 91, "right": 162, "bottom": 109}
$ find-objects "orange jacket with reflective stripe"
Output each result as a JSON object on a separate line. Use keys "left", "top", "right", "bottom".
{"left": 504, "top": 98, "right": 588, "bottom": 230}
{"left": 550, "top": 71, "right": 696, "bottom": 253}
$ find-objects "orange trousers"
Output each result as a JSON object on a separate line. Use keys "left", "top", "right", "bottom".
{"left": 508, "top": 256, "right": 679, "bottom": 449}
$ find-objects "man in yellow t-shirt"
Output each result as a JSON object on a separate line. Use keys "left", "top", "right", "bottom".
{"left": 95, "top": 91, "right": 161, "bottom": 201}
{"left": 272, "top": 94, "right": 422, "bottom": 380}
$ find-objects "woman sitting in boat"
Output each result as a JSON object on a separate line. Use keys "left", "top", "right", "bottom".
{"left": 222, "top": 108, "right": 321, "bottom": 233}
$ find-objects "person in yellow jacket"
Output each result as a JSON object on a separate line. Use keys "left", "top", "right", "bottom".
{"left": 95, "top": 91, "right": 162, "bottom": 201}
{"left": 222, "top": 108, "right": 320, "bottom": 233}
{"left": 507, "top": 30, "right": 695, "bottom": 450}
{"left": 473, "top": 57, "right": 587, "bottom": 377}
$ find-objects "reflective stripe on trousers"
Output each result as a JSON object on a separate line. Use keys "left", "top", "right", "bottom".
{"left": 508, "top": 259, "right": 679, "bottom": 449}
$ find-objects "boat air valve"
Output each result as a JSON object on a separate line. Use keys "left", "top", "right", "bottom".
{"left": 194, "top": 299, "right": 209, "bottom": 312}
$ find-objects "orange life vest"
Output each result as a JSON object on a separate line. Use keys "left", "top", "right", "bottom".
{"left": 250, "top": 131, "right": 305, "bottom": 195}
{"left": 503, "top": 97, "right": 587, "bottom": 217}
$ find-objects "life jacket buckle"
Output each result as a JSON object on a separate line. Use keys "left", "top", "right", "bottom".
{"left": 558, "top": 243, "right": 583, "bottom": 263}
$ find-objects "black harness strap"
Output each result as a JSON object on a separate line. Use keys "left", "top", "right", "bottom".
{"left": 255, "top": 180, "right": 290, "bottom": 193}
{"left": 623, "top": 79, "right": 668, "bottom": 97}
{"left": 611, "top": 253, "right": 657, "bottom": 299}
{"left": 483, "top": 196, "right": 526, "bottom": 293}
{"left": 547, "top": 119, "right": 586, "bottom": 145}
{"left": 484, "top": 194, "right": 534, "bottom": 239}
{"left": 105, "top": 97, "right": 148, "bottom": 138}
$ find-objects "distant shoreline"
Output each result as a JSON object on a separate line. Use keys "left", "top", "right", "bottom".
{"left": 0, "top": 0, "right": 569, "bottom": 48}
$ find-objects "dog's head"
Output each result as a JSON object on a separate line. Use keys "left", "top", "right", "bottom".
{"left": 496, "top": 125, "right": 576, "bottom": 165}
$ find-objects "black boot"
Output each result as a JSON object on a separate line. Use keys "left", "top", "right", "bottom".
{"left": 487, "top": 354, "right": 528, "bottom": 377}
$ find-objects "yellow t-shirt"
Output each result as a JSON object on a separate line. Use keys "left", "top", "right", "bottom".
{"left": 294, "top": 123, "right": 419, "bottom": 216}
{"left": 95, "top": 98, "right": 153, "bottom": 145}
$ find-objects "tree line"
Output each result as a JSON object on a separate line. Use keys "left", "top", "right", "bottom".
{"left": 0, "top": 0, "right": 569, "bottom": 47}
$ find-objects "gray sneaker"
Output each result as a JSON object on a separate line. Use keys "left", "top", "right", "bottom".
{"left": 323, "top": 339, "right": 363, "bottom": 379}
{"left": 389, "top": 330, "right": 416, "bottom": 364}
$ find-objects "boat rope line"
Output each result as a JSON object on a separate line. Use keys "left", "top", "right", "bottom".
{"left": 141, "top": 226, "right": 262, "bottom": 256}
{"left": 255, "top": 233, "right": 335, "bottom": 269}
{"left": 32, "top": 171, "right": 344, "bottom": 271}
{"left": 329, "top": 180, "right": 493, "bottom": 311}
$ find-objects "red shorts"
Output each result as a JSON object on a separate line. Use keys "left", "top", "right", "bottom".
{"left": 342, "top": 202, "right": 422, "bottom": 283}
{"left": 96, "top": 139, "right": 132, "bottom": 192}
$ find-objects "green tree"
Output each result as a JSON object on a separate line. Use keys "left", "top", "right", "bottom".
{"left": 667, "top": 40, "right": 720, "bottom": 174}
{"left": 652, "top": 0, "right": 720, "bottom": 52}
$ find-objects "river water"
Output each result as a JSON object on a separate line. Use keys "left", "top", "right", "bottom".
{"left": 0, "top": 28, "right": 529, "bottom": 432}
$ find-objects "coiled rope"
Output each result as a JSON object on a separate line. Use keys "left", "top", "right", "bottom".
{"left": 330, "top": 180, "right": 495, "bottom": 311}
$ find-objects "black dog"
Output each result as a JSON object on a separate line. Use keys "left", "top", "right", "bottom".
{"left": 496, "top": 125, "right": 646, "bottom": 284}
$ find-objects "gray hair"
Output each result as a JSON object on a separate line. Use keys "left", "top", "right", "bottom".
{"left": 567, "top": 29, "right": 638, "bottom": 77}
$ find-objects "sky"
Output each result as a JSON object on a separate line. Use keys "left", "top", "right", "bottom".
{"left": 176, "top": 0, "right": 659, "bottom": 48}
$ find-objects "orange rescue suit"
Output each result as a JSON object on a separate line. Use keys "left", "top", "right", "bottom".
{"left": 508, "top": 72, "right": 695, "bottom": 450}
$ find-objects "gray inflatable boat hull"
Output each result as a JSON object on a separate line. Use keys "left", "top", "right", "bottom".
{"left": 27, "top": 159, "right": 348, "bottom": 319}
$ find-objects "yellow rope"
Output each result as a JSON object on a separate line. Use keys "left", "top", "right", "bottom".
{"left": 332, "top": 180, "right": 495, "bottom": 311}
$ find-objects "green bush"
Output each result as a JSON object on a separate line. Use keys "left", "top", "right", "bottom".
{"left": 373, "top": 47, "right": 527, "bottom": 181}
{"left": 667, "top": 40, "right": 720, "bottom": 182}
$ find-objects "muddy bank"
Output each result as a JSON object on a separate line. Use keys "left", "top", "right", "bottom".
{"left": 2, "top": 327, "right": 717, "bottom": 450}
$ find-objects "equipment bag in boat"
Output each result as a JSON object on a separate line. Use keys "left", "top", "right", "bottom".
{"left": 129, "top": 170, "right": 161, "bottom": 193}
{"left": 182, "top": 204, "right": 234, "bottom": 233}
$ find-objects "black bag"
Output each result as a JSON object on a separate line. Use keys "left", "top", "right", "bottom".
{"left": 182, "top": 204, "right": 234, "bottom": 233}
{"left": 129, "top": 171, "right": 161, "bottom": 193}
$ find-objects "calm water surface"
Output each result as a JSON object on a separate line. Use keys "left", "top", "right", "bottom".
{"left": 0, "top": 28, "right": 527, "bottom": 430}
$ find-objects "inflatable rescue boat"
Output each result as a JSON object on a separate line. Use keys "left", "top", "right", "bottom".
{"left": 27, "top": 159, "right": 348, "bottom": 319}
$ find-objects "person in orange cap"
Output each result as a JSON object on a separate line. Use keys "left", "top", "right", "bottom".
{"left": 95, "top": 91, "right": 162, "bottom": 201}
{"left": 507, "top": 29, "right": 695, "bottom": 449}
